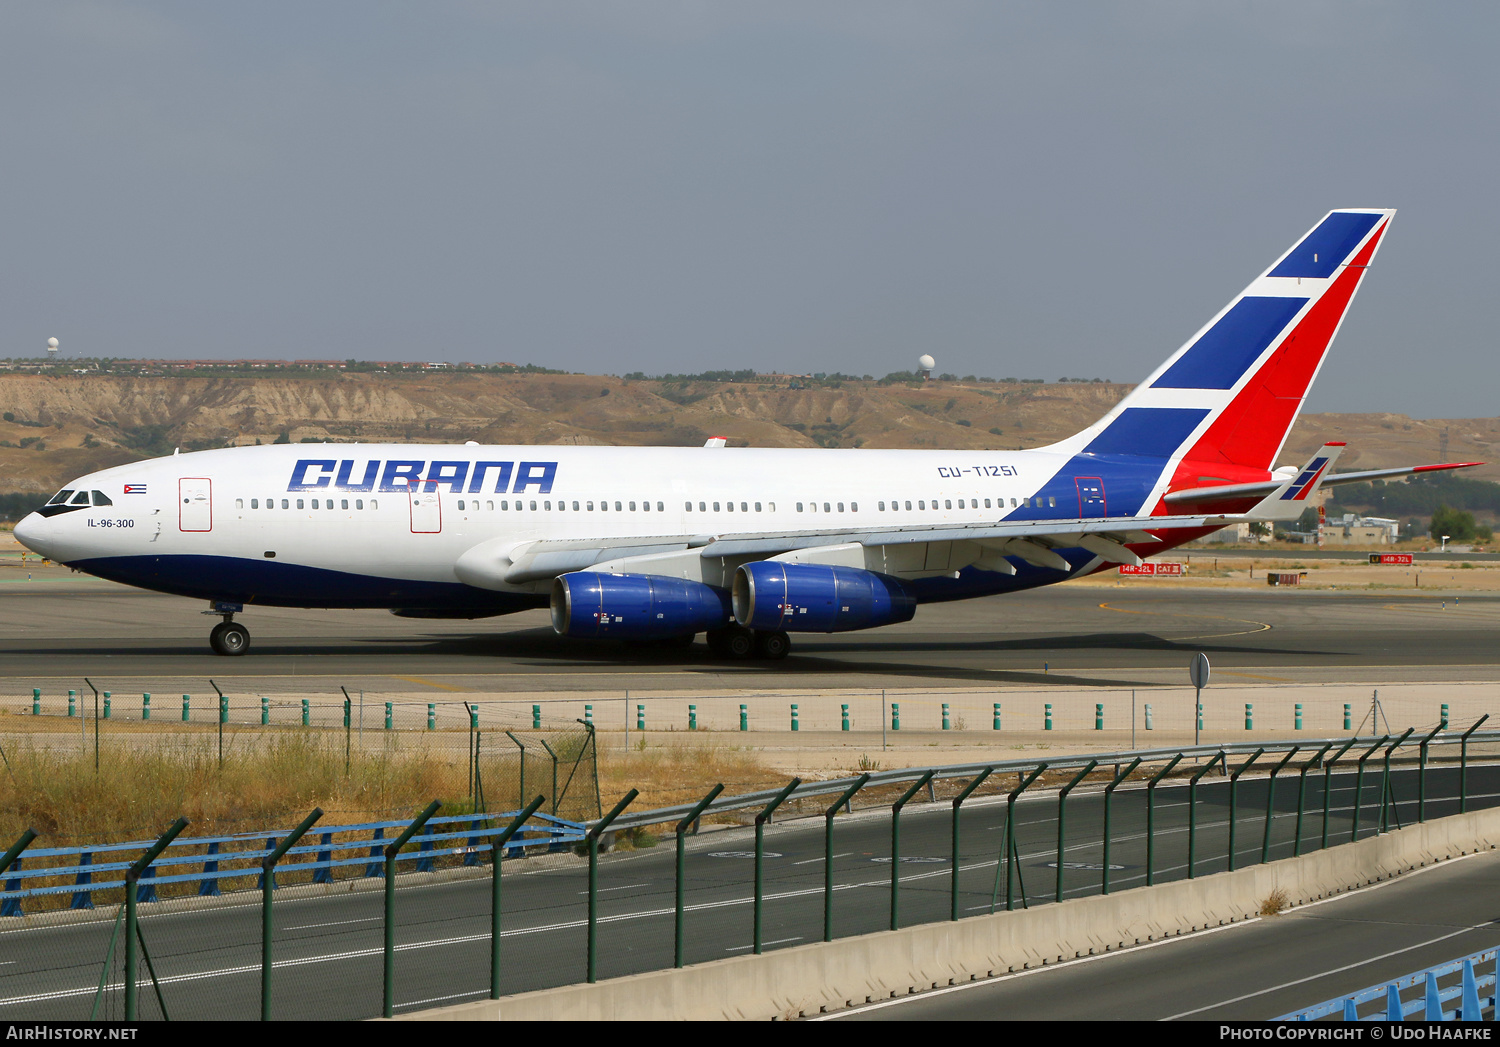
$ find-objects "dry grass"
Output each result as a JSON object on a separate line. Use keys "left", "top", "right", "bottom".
{"left": 597, "top": 739, "right": 779, "bottom": 814}
{"left": 1260, "top": 887, "right": 1290, "bottom": 915}
{"left": 0, "top": 732, "right": 474, "bottom": 845}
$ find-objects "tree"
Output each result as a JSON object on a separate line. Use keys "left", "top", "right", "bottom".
{"left": 1430, "top": 504, "right": 1478, "bottom": 542}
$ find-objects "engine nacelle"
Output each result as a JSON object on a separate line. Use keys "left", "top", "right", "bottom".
{"left": 733, "top": 561, "right": 915, "bottom": 633}
{"left": 551, "top": 572, "right": 731, "bottom": 639}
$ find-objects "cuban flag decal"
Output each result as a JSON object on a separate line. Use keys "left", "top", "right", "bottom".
{"left": 123, "top": 484, "right": 147, "bottom": 494}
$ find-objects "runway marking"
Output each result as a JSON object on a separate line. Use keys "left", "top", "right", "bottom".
{"left": 285, "top": 916, "right": 382, "bottom": 931}
{"left": 391, "top": 675, "right": 472, "bottom": 692}
{"left": 578, "top": 883, "right": 650, "bottom": 895}
{"left": 1096, "top": 602, "right": 1273, "bottom": 641}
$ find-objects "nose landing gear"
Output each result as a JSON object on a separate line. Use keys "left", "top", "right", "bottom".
{"left": 206, "top": 602, "right": 250, "bottom": 656}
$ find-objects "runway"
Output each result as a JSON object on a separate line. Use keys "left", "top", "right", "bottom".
{"left": 0, "top": 571, "right": 1497, "bottom": 696}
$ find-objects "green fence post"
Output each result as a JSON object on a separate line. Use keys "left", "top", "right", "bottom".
{"left": 1145, "top": 703, "right": 1153, "bottom": 730}
{"left": 1344, "top": 703, "right": 1352, "bottom": 731}
{"left": 383, "top": 800, "right": 442, "bottom": 1018}
{"left": 532, "top": 704, "right": 541, "bottom": 729}
{"left": 637, "top": 704, "right": 645, "bottom": 732}
{"left": 1322, "top": 737, "right": 1358, "bottom": 849}
{"left": 740, "top": 703, "right": 749, "bottom": 731}
{"left": 142, "top": 692, "right": 150, "bottom": 721}
{"left": 1245, "top": 703, "right": 1253, "bottom": 730}
{"left": 1102, "top": 757, "right": 1142, "bottom": 895}
{"left": 1379, "top": 729, "right": 1414, "bottom": 833}
{"left": 1197, "top": 701, "right": 1204, "bottom": 734}
{"left": 180, "top": 695, "right": 189, "bottom": 722}
{"left": 942, "top": 703, "right": 950, "bottom": 731}
{"left": 384, "top": 701, "right": 392, "bottom": 730}
{"left": 1055, "top": 761, "right": 1098, "bottom": 903}
{"left": 469, "top": 706, "right": 479, "bottom": 732}
{"left": 1294, "top": 744, "right": 1332, "bottom": 856}
{"left": 995, "top": 764, "right": 1047, "bottom": 912}
{"left": 1188, "top": 752, "right": 1226, "bottom": 879}
{"left": 1095, "top": 703, "right": 1103, "bottom": 730}
{"left": 301, "top": 699, "right": 309, "bottom": 727}
{"left": 1044, "top": 703, "right": 1052, "bottom": 731}
{"left": 841, "top": 704, "right": 849, "bottom": 732}
{"left": 31, "top": 688, "right": 39, "bottom": 716}
{"left": 1416, "top": 723, "right": 1442, "bottom": 820}
{"left": 490, "top": 795, "right": 546, "bottom": 999}
{"left": 688, "top": 704, "right": 697, "bottom": 731}
{"left": 587, "top": 791, "right": 639, "bottom": 982}
{"left": 262, "top": 808, "right": 322, "bottom": 1021}
{"left": 825, "top": 774, "right": 870, "bottom": 940}
{"left": 1227, "top": 749, "right": 1265, "bottom": 872}
{"left": 993, "top": 702, "right": 1001, "bottom": 730}
{"left": 890, "top": 770, "right": 936, "bottom": 930}
{"left": 1460, "top": 716, "right": 1489, "bottom": 813}
{"left": 1441, "top": 703, "right": 1449, "bottom": 729}
{"left": 674, "top": 784, "right": 724, "bottom": 967}
{"left": 584, "top": 703, "right": 593, "bottom": 727}
{"left": 890, "top": 702, "right": 900, "bottom": 731}
{"left": 125, "top": 817, "right": 187, "bottom": 1021}
{"left": 1351, "top": 736, "right": 1389, "bottom": 842}
{"left": 426, "top": 703, "right": 435, "bottom": 730}
{"left": 1145, "top": 754, "right": 1184, "bottom": 885}
{"left": 103, "top": 691, "right": 111, "bottom": 719}
{"left": 261, "top": 695, "right": 269, "bottom": 726}
{"left": 791, "top": 704, "right": 799, "bottom": 732}
{"left": 1259, "top": 747, "right": 1298, "bottom": 865}
{"left": 68, "top": 690, "right": 76, "bottom": 717}
{"left": 951, "top": 768, "right": 994, "bottom": 920}
{"left": 219, "top": 693, "right": 228, "bottom": 724}
{"left": 755, "top": 778, "right": 802, "bottom": 953}
{"left": 1294, "top": 703, "right": 1302, "bottom": 730}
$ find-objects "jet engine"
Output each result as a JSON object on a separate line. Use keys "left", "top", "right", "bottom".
{"left": 551, "top": 572, "right": 731, "bottom": 639}
{"left": 732, "top": 561, "right": 915, "bottom": 633}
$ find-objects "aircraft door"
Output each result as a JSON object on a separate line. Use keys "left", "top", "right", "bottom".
{"left": 409, "top": 487, "right": 442, "bottom": 533}
{"left": 1076, "top": 477, "right": 1106, "bottom": 518}
{"left": 179, "top": 478, "right": 212, "bottom": 532}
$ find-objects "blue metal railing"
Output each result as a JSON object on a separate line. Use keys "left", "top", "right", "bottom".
{"left": 0, "top": 809, "right": 585, "bottom": 916}
{"left": 1276, "top": 947, "right": 1498, "bottom": 1021}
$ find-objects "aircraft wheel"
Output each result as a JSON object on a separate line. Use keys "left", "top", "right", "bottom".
{"left": 210, "top": 621, "right": 250, "bottom": 656}
{"left": 708, "top": 625, "right": 754, "bottom": 659}
{"left": 754, "top": 630, "right": 790, "bottom": 660}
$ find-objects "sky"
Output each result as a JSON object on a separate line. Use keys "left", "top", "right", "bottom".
{"left": 1, "top": 2, "right": 1496, "bottom": 417}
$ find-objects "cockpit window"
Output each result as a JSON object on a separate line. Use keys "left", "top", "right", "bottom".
{"left": 70, "top": 491, "right": 91, "bottom": 506}
{"left": 92, "top": 491, "right": 113, "bottom": 507}
{"left": 47, "top": 490, "right": 73, "bottom": 505}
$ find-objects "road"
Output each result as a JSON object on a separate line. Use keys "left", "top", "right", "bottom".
{"left": 1, "top": 763, "right": 1495, "bottom": 1020}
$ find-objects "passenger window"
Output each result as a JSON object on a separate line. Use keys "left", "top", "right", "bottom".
{"left": 590, "top": 501, "right": 597, "bottom": 511}
{"left": 486, "top": 500, "right": 493, "bottom": 510}
{"left": 251, "top": 499, "right": 259, "bottom": 509}
{"left": 768, "top": 502, "right": 775, "bottom": 511}
{"left": 879, "top": 501, "right": 886, "bottom": 511}
{"left": 235, "top": 498, "right": 244, "bottom": 509}
{"left": 837, "top": 502, "right": 844, "bottom": 512}
{"left": 985, "top": 498, "right": 992, "bottom": 508}
{"left": 945, "top": 500, "right": 952, "bottom": 509}
{"left": 1048, "top": 497, "right": 1056, "bottom": 507}
{"left": 641, "top": 501, "right": 649, "bottom": 512}
{"left": 370, "top": 500, "right": 378, "bottom": 509}
{"left": 1010, "top": 498, "right": 1017, "bottom": 507}
{"left": 92, "top": 491, "right": 113, "bottom": 507}
{"left": 918, "top": 500, "right": 925, "bottom": 510}
{"left": 905, "top": 501, "right": 912, "bottom": 510}
{"left": 823, "top": 502, "right": 830, "bottom": 513}
{"left": 797, "top": 502, "right": 804, "bottom": 512}
{"left": 851, "top": 502, "right": 857, "bottom": 512}
{"left": 296, "top": 499, "right": 305, "bottom": 509}
{"left": 739, "top": 502, "right": 747, "bottom": 512}
{"left": 357, "top": 499, "right": 364, "bottom": 510}
{"left": 629, "top": 501, "right": 637, "bottom": 511}
{"left": 614, "top": 501, "right": 622, "bottom": 511}
{"left": 458, "top": 500, "right": 465, "bottom": 510}
{"left": 326, "top": 499, "right": 333, "bottom": 509}
{"left": 713, "top": 502, "right": 721, "bottom": 512}
{"left": 657, "top": 502, "right": 664, "bottom": 512}
{"left": 530, "top": 500, "right": 538, "bottom": 510}
{"left": 755, "top": 502, "right": 762, "bottom": 512}
{"left": 684, "top": 501, "right": 691, "bottom": 511}
{"left": 726, "top": 502, "right": 733, "bottom": 512}
{"left": 698, "top": 502, "right": 706, "bottom": 512}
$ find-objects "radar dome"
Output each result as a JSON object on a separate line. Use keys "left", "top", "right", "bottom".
{"left": 46, "top": 337, "right": 59, "bottom": 353}
{"left": 917, "top": 354, "right": 935, "bottom": 371}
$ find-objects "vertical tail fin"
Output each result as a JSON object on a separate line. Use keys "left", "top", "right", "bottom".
{"left": 1055, "top": 209, "right": 1394, "bottom": 510}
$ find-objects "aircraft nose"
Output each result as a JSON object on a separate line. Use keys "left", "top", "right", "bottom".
{"left": 13, "top": 512, "right": 56, "bottom": 560}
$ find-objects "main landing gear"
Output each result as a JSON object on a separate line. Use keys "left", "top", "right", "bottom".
{"left": 706, "top": 624, "right": 790, "bottom": 660}
{"left": 206, "top": 602, "right": 250, "bottom": 656}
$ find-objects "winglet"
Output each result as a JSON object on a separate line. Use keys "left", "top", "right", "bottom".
{"left": 1244, "top": 442, "right": 1345, "bottom": 521}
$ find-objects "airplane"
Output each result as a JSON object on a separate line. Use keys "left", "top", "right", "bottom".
{"left": 13, "top": 208, "right": 1483, "bottom": 659}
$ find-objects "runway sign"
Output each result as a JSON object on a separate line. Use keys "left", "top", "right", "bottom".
{"left": 1369, "top": 553, "right": 1414, "bottom": 565}
{"left": 1118, "top": 562, "right": 1185, "bottom": 576}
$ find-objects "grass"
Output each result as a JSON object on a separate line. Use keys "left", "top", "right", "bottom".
{"left": 597, "top": 740, "right": 776, "bottom": 813}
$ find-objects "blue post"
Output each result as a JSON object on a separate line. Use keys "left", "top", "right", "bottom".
{"left": 70, "top": 851, "right": 95, "bottom": 910}
{"left": 464, "top": 818, "right": 482, "bottom": 867}
{"left": 2, "top": 859, "right": 23, "bottom": 917}
{"left": 365, "top": 828, "right": 386, "bottom": 877}
{"left": 198, "top": 842, "right": 221, "bottom": 896}
{"left": 313, "top": 832, "right": 334, "bottom": 884}
{"left": 417, "top": 836, "right": 435, "bottom": 873}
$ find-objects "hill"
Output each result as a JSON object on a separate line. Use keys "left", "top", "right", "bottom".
{"left": 0, "top": 372, "right": 1494, "bottom": 502}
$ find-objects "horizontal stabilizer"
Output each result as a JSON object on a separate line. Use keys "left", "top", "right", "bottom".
{"left": 1163, "top": 458, "right": 1484, "bottom": 508}
{"left": 1242, "top": 443, "right": 1344, "bottom": 521}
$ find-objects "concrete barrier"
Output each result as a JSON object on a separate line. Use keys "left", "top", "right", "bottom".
{"left": 398, "top": 806, "right": 1500, "bottom": 1021}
